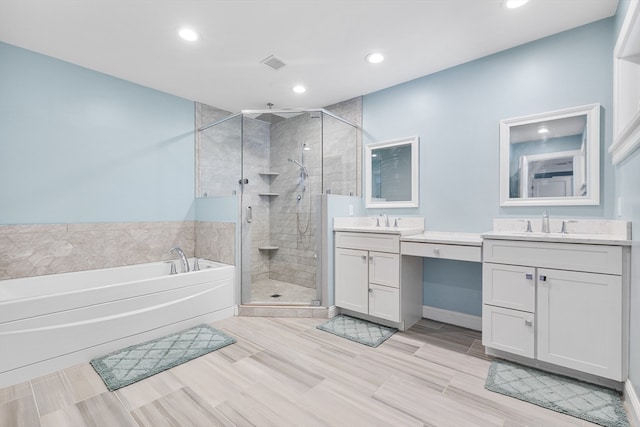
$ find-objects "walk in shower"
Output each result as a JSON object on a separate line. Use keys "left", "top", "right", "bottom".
{"left": 197, "top": 105, "right": 360, "bottom": 306}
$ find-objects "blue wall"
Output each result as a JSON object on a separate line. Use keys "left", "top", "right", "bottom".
{"left": 363, "top": 18, "right": 615, "bottom": 231}
{"left": 0, "top": 42, "right": 196, "bottom": 224}
{"left": 363, "top": 18, "right": 615, "bottom": 315}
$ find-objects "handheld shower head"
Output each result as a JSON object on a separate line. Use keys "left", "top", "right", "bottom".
{"left": 288, "top": 158, "right": 308, "bottom": 177}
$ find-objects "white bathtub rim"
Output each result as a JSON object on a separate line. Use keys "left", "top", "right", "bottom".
{"left": 0, "top": 258, "right": 231, "bottom": 303}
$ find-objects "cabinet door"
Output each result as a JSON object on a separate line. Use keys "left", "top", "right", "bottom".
{"left": 334, "top": 248, "right": 369, "bottom": 314}
{"left": 482, "top": 305, "right": 535, "bottom": 358}
{"left": 536, "top": 268, "right": 622, "bottom": 380}
{"left": 369, "top": 284, "right": 400, "bottom": 322}
{"left": 369, "top": 251, "right": 400, "bottom": 288}
{"left": 483, "top": 263, "right": 535, "bottom": 312}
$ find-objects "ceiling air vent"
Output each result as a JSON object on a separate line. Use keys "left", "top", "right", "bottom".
{"left": 261, "top": 54, "right": 286, "bottom": 71}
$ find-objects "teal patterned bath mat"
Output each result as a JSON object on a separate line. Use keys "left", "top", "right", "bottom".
{"left": 91, "top": 324, "right": 236, "bottom": 391}
{"left": 316, "top": 314, "right": 396, "bottom": 347}
{"left": 485, "top": 359, "right": 629, "bottom": 427}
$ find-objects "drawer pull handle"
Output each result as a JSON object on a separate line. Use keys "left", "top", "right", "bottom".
{"left": 369, "top": 288, "right": 373, "bottom": 294}
{"left": 525, "top": 274, "right": 533, "bottom": 280}
{"left": 525, "top": 319, "right": 533, "bottom": 326}
{"left": 539, "top": 275, "right": 547, "bottom": 282}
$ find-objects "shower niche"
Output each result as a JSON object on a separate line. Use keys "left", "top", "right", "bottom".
{"left": 197, "top": 105, "right": 360, "bottom": 306}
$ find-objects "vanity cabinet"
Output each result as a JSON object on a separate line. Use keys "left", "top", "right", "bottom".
{"left": 482, "top": 239, "right": 628, "bottom": 382}
{"left": 334, "top": 232, "right": 421, "bottom": 330}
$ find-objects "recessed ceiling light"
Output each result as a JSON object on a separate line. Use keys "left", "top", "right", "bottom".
{"left": 538, "top": 127, "right": 550, "bottom": 134}
{"left": 502, "top": 0, "right": 529, "bottom": 9}
{"left": 178, "top": 28, "right": 199, "bottom": 42}
{"left": 365, "top": 52, "right": 385, "bottom": 64}
{"left": 293, "top": 85, "right": 306, "bottom": 94}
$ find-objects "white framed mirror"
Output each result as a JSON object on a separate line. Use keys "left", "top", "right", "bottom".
{"left": 365, "top": 136, "right": 419, "bottom": 208}
{"left": 499, "top": 103, "right": 600, "bottom": 207}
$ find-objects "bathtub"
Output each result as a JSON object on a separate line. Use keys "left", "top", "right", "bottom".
{"left": 0, "top": 259, "right": 235, "bottom": 387}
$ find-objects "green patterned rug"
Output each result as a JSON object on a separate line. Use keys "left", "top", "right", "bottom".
{"left": 91, "top": 324, "right": 236, "bottom": 391}
{"left": 485, "top": 359, "right": 629, "bottom": 427}
{"left": 316, "top": 314, "right": 396, "bottom": 347}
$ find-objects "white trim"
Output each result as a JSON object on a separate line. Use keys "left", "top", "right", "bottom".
{"left": 611, "top": 0, "right": 640, "bottom": 165}
{"left": 625, "top": 380, "right": 640, "bottom": 426}
{"left": 422, "top": 305, "right": 482, "bottom": 331}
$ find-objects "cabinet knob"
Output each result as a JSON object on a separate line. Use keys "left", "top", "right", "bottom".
{"left": 525, "top": 273, "right": 533, "bottom": 280}
{"left": 433, "top": 248, "right": 440, "bottom": 255}
{"left": 525, "top": 319, "right": 533, "bottom": 326}
{"left": 361, "top": 255, "right": 367, "bottom": 260}
{"left": 539, "top": 275, "right": 547, "bottom": 282}
{"left": 369, "top": 288, "right": 373, "bottom": 293}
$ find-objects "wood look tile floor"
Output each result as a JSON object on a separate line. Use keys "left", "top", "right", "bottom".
{"left": 1, "top": 317, "right": 633, "bottom": 427}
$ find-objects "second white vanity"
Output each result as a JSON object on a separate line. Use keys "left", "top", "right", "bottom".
{"left": 482, "top": 218, "right": 631, "bottom": 386}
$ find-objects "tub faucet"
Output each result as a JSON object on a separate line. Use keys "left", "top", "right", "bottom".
{"left": 542, "top": 211, "right": 550, "bottom": 233}
{"left": 169, "top": 247, "right": 190, "bottom": 273}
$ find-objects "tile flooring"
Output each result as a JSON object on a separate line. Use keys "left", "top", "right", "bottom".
{"left": 1, "top": 317, "right": 634, "bottom": 426}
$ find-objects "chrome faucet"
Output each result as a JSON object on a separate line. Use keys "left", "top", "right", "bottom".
{"left": 380, "top": 213, "right": 390, "bottom": 228}
{"left": 541, "top": 211, "right": 550, "bottom": 233}
{"left": 169, "top": 247, "right": 190, "bottom": 273}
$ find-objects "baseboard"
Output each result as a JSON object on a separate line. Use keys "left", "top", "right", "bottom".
{"left": 422, "top": 305, "right": 482, "bottom": 331}
{"left": 626, "top": 380, "right": 640, "bottom": 426}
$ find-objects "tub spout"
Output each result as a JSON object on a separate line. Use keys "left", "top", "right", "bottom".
{"left": 169, "top": 247, "right": 190, "bottom": 273}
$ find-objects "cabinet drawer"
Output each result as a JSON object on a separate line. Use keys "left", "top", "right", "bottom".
{"left": 369, "top": 284, "right": 400, "bottom": 322}
{"left": 482, "top": 305, "right": 535, "bottom": 358}
{"left": 401, "top": 241, "right": 481, "bottom": 262}
{"left": 483, "top": 240, "right": 622, "bottom": 275}
{"left": 483, "top": 263, "right": 535, "bottom": 312}
{"left": 335, "top": 232, "right": 399, "bottom": 253}
{"left": 369, "top": 251, "right": 399, "bottom": 288}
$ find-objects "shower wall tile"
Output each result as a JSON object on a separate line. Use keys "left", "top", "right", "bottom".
{"left": 0, "top": 222, "right": 195, "bottom": 280}
{"left": 194, "top": 221, "right": 235, "bottom": 265}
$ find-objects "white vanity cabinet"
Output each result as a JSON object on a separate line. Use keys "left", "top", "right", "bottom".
{"left": 334, "top": 231, "right": 422, "bottom": 330}
{"left": 482, "top": 238, "right": 629, "bottom": 382}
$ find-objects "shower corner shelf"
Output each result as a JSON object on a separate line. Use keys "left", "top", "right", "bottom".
{"left": 258, "top": 172, "right": 280, "bottom": 177}
{"left": 258, "top": 246, "right": 279, "bottom": 251}
{"left": 258, "top": 192, "right": 280, "bottom": 197}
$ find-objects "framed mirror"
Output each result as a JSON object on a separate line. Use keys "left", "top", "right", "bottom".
{"left": 365, "top": 136, "right": 419, "bottom": 208}
{"left": 499, "top": 103, "right": 600, "bottom": 207}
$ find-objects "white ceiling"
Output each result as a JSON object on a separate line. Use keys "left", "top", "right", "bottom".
{"left": 0, "top": 0, "right": 619, "bottom": 113}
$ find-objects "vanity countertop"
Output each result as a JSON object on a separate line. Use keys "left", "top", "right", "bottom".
{"left": 333, "top": 216, "right": 424, "bottom": 236}
{"left": 401, "top": 231, "right": 483, "bottom": 246}
{"left": 333, "top": 225, "right": 424, "bottom": 236}
{"left": 484, "top": 218, "right": 632, "bottom": 246}
{"left": 481, "top": 231, "right": 632, "bottom": 246}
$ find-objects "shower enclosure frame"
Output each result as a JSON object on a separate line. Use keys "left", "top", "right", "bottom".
{"left": 196, "top": 107, "right": 360, "bottom": 308}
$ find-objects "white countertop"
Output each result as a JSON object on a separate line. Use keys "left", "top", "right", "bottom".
{"left": 401, "top": 231, "right": 483, "bottom": 246}
{"left": 333, "top": 216, "right": 425, "bottom": 236}
{"left": 481, "top": 231, "right": 632, "bottom": 246}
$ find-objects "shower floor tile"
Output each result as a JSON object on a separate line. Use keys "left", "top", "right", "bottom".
{"left": 250, "top": 279, "right": 317, "bottom": 304}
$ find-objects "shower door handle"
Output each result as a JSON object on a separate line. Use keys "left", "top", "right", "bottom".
{"left": 239, "top": 178, "right": 249, "bottom": 185}
{"left": 247, "top": 206, "right": 253, "bottom": 223}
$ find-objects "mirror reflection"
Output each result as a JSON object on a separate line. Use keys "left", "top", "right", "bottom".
{"left": 365, "top": 136, "right": 419, "bottom": 208}
{"left": 499, "top": 104, "right": 600, "bottom": 207}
